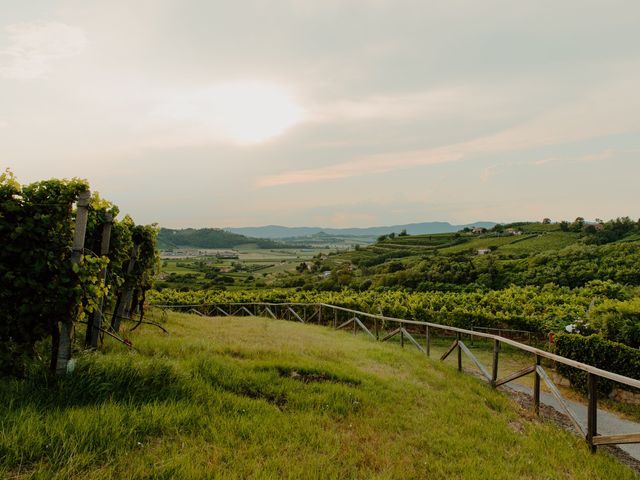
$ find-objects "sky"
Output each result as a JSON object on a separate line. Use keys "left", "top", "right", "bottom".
{"left": 1, "top": 0, "right": 639, "bottom": 228}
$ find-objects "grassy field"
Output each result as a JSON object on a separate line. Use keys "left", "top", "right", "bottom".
{"left": 0, "top": 312, "right": 636, "bottom": 479}
{"left": 498, "top": 232, "right": 581, "bottom": 255}
{"left": 158, "top": 246, "right": 336, "bottom": 289}
{"left": 437, "top": 234, "right": 527, "bottom": 254}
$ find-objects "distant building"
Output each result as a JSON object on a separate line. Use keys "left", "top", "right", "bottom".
{"left": 477, "top": 248, "right": 492, "bottom": 255}
{"left": 505, "top": 228, "right": 523, "bottom": 236}
{"left": 471, "top": 227, "right": 486, "bottom": 234}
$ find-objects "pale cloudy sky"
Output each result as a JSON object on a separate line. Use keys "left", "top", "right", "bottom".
{"left": 1, "top": 0, "right": 639, "bottom": 228}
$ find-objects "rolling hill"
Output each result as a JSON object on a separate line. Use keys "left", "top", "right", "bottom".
{"left": 157, "top": 227, "right": 288, "bottom": 250}
{"left": 1, "top": 311, "right": 634, "bottom": 479}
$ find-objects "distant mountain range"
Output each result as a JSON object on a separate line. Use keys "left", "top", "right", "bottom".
{"left": 225, "top": 221, "right": 497, "bottom": 239}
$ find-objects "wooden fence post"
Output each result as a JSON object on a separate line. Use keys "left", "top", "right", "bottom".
{"left": 86, "top": 212, "right": 113, "bottom": 348}
{"left": 491, "top": 339, "right": 500, "bottom": 387}
{"left": 375, "top": 318, "right": 379, "bottom": 341}
{"left": 56, "top": 190, "right": 90, "bottom": 375}
{"left": 425, "top": 325, "right": 430, "bottom": 357}
{"left": 456, "top": 332, "right": 462, "bottom": 372}
{"left": 588, "top": 373, "right": 598, "bottom": 453}
{"left": 334, "top": 309, "right": 338, "bottom": 329}
{"left": 400, "top": 324, "right": 404, "bottom": 348}
{"left": 534, "top": 355, "right": 541, "bottom": 415}
{"left": 112, "top": 242, "right": 140, "bottom": 332}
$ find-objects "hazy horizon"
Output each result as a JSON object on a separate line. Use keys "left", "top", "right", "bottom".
{"left": 2, "top": 1, "right": 639, "bottom": 228}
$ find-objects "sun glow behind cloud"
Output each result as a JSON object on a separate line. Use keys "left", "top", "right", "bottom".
{"left": 156, "top": 81, "right": 305, "bottom": 144}
{"left": 2, "top": 1, "right": 640, "bottom": 227}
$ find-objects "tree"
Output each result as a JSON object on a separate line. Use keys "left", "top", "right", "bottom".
{"left": 542, "top": 218, "right": 551, "bottom": 224}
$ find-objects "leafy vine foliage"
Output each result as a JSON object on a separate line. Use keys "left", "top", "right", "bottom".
{"left": 0, "top": 171, "right": 158, "bottom": 376}
{"left": 149, "top": 283, "right": 604, "bottom": 334}
{"left": 555, "top": 333, "right": 640, "bottom": 394}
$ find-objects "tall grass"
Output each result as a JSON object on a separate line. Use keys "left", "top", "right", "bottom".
{"left": 0, "top": 312, "right": 635, "bottom": 479}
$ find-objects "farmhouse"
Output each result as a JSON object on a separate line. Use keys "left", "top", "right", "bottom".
{"left": 471, "top": 227, "right": 486, "bottom": 234}
{"left": 477, "top": 248, "right": 492, "bottom": 255}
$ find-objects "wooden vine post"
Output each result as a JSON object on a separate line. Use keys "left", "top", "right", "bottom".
{"left": 112, "top": 242, "right": 140, "bottom": 332}
{"left": 55, "top": 190, "right": 90, "bottom": 375}
{"left": 86, "top": 213, "right": 113, "bottom": 348}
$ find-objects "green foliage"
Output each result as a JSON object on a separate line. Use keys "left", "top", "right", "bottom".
{"left": 0, "top": 172, "right": 159, "bottom": 375}
{"left": 0, "top": 173, "right": 106, "bottom": 375}
{"left": 584, "top": 217, "right": 638, "bottom": 245}
{"left": 508, "top": 243, "right": 640, "bottom": 288}
{"left": 555, "top": 333, "right": 640, "bottom": 395}
{"left": 589, "top": 298, "right": 640, "bottom": 347}
{"left": 149, "top": 284, "right": 598, "bottom": 334}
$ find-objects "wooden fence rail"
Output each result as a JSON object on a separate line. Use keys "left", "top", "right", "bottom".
{"left": 152, "top": 301, "right": 640, "bottom": 452}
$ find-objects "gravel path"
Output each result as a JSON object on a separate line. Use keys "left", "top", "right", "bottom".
{"left": 505, "top": 382, "right": 640, "bottom": 462}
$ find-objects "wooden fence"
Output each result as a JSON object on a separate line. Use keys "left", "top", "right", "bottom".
{"left": 152, "top": 301, "right": 640, "bottom": 452}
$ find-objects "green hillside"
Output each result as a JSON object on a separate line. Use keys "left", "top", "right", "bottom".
{"left": 1, "top": 311, "right": 634, "bottom": 479}
{"left": 157, "top": 227, "right": 287, "bottom": 250}
{"left": 281, "top": 219, "right": 640, "bottom": 292}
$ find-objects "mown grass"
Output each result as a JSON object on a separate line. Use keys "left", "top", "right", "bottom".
{"left": 1, "top": 313, "right": 636, "bottom": 479}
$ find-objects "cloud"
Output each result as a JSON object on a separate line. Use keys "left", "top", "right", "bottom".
{"left": 258, "top": 79, "right": 640, "bottom": 187}
{"left": 257, "top": 147, "right": 463, "bottom": 187}
{"left": 0, "top": 21, "right": 87, "bottom": 79}
{"left": 480, "top": 165, "right": 498, "bottom": 183}
{"left": 309, "top": 87, "right": 481, "bottom": 123}
{"left": 532, "top": 148, "right": 633, "bottom": 167}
